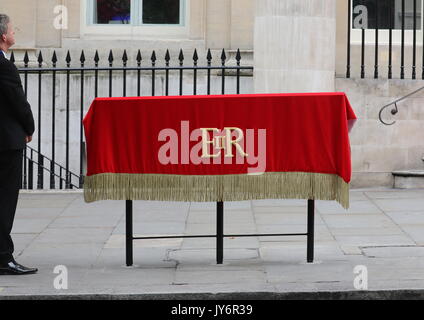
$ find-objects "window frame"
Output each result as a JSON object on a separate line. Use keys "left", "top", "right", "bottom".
{"left": 351, "top": 0, "right": 424, "bottom": 45}
{"left": 82, "top": 0, "right": 189, "bottom": 38}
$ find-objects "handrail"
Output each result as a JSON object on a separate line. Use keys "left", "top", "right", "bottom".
{"left": 24, "top": 146, "right": 82, "bottom": 189}
{"left": 26, "top": 146, "right": 81, "bottom": 180}
{"left": 379, "top": 85, "right": 424, "bottom": 125}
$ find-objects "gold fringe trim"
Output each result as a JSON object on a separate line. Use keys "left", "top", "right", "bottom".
{"left": 83, "top": 172, "right": 350, "bottom": 209}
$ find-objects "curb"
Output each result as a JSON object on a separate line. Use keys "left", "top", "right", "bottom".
{"left": 1, "top": 290, "right": 424, "bottom": 300}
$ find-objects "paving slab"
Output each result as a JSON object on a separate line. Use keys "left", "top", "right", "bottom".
{"left": 334, "top": 235, "right": 416, "bottom": 247}
{"left": 316, "top": 200, "right": 383, "bottom": 215}
{"left": 255, "top": 213, "right": 326, "bottom": 225}
{"left": 397, "top": 226, "right": 424, "bottom": 244}
{"left": 1, "top": 188, "right": 424, "bottom": 299}
{"left": 366, "top": 190, "right": 424, "bottom": 199}
{"left": 321, "top": 214, "right": 399, "bottom": 229}
{"left": 96, "top": 247, "right": 177, "bottom": 269}
{"left": 386, "top": 211, "right": 424, "bottom": 225}
{"left": 373, "top": 199, "right": 424, "bottom": 212}
{"left": 362, "top": 246, "right": 424, "bottom": 258}
{"left": 181, "top": 237, "right": 260, "bottom": 250}
{"left": 168, "top": 248, "right": 259, "bottom": 264}
{"left": 329, "top": 226, "right": 405, "bottom": 236}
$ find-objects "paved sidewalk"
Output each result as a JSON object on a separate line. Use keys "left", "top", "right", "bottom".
{"left": 1, "top": 188, "right": 424, "bottom": 298}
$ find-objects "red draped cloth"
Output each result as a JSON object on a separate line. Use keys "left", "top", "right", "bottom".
{"left": 83, "top": 93, "right": 356, "bottom": 208}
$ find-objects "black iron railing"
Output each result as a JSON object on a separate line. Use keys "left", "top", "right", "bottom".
{"left": 12, "top": 49, "right": 253, "bottom": 190}
{"left": 346, "top": 0, "right": 422, "bottom": 79}
{"left": 23, "top": 146, "right": 81, "bottom": 190}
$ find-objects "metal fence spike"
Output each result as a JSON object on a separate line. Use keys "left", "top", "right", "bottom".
{"left": 52, "top": 51, "right": 58, "bottom": 64}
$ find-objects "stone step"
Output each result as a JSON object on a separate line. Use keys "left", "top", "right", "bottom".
{"left": 393, "top": 170, "right": 424, "bottom": 189}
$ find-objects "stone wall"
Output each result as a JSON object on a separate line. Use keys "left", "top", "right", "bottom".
{"left": 337, "top": 78, "right": 424, "bottom": 188}
{"left": 254, "top": 0, "right": 336, "bottom": 93}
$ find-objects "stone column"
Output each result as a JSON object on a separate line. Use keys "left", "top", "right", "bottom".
{"left": 230, "top": 0, "right": 254, "bottom": 50}
{"left": 254, "top": 0, "right": 337, "bottom": 93}
{"left": 206, "top": 0, "right": 231, "bottom": 49}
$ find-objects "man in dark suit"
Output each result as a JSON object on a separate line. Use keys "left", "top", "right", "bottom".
{"left": 0, "top": 14, "right": 37, "bottom": 275}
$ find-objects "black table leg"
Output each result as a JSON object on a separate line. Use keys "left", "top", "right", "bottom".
{"left": 307, "top": 199, "right": 315, "bottom": 263}
{"left": 126, "top": 200, "right": 133, "bottom": 266}
{"left": 217, "top": 201, "right": 224, "bottom": 264}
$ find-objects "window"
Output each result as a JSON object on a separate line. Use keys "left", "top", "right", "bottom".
{"left": 94, "top": 0, "right": 131, "bottom": 24}
{"left": 143, "top": 0, "right": 181, "bottom": 24}
{"left": 88, "top": 0, "right": 184, "bottom": 26}
{"left": 353, "top": 0, "right": 421, "bottom": 30}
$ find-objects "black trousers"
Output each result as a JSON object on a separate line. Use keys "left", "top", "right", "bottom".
{"left": 0, "top": 149, "right": 22, "bottom": 264}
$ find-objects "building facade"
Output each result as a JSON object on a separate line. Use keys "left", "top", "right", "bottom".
{"left": 1, "top": 0, "right": 254, "bottom": 65}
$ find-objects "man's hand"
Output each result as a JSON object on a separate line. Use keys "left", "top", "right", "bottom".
{"left": 26, "top": 136, "right": 32, "bottom": 143}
